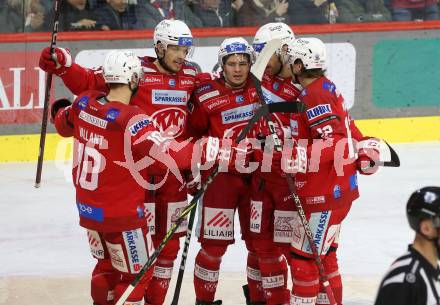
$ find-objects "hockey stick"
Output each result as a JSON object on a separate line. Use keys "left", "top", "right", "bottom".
{"left": 380, "top": 141, "right": 400, "bottom": 167}
{"left": 170, "top": 201, "right": 197, "bottom": 305}
{"left": 249, "top": 39, "right": 338, "bottom": 305}
{"left": 35, "top": 0, "right": 62, "bottom": 188}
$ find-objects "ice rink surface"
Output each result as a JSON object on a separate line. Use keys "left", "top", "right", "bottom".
{"left": 1, "top": 142, "right": 439, "bottom": 305}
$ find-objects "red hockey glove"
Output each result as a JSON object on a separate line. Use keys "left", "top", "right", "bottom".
{"left": 39, "top": 47, "right": 72, "bottom": 75}
{"left": 254, "top": 144, "right": 307, "bottom": 176}
{"left": 357, "top": 137, "right": 381, "bottom": 175}
{"left": 198, "top": 137, "right": 252, "bottom": 174}
{"left": 186, "top": 171, "right": 201, "bottom": 196}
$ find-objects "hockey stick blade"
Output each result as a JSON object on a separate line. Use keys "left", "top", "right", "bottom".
{"left": 250, "top": 38, "right": 283, "bottom": 82}
{"left": 380, "top": 141, "right": 400, "bottom": 167}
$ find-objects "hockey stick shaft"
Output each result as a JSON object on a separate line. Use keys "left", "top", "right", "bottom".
{"left": 170, "top": 203, "right": 197, "bottom": 305}
{"left": 35, "top": 0, "right": 61, "bottom": 188}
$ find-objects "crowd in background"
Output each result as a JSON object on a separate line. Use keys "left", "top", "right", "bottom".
{"left": 0, "top": 0, "right": 439, "bottom": 33}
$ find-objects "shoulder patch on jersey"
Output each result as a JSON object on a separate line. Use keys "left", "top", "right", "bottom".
{"left": 129, "top": 118, "right": 151, "bottom": 136}
{"left": 306, "top": 104, "right": 332, "bottom": 121}
{"left": 199, "top": 90, "right": 220, "bottom": 102}
{"left": 382, "top": 272, "right": 406, "bottom": 287}
{"left": 183, "top": 68, "right": 196, "bottom": 76}
{"left": 105, "top": 108, "right": 120, "bottom": 122}
{"left": 79, "top": 110, "right": 108, "bottom": 129}
{"left": 323, "top": 81, "right": 336, "bottom": 94}
{"left": 77, "top": 96, "right": 89, "bottom": 110}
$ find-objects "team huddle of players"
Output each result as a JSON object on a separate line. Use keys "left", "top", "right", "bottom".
{"left": 39, "top": 19, "right": 380, "bottom": 305}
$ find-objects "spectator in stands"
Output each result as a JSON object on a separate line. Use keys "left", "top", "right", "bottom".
{"left": 391, "top": 0, "right": 439, "bottom": 21}
{"left": 236, "top": 0, "right": 290, "bottom": 26}
{"left": 59, "top": 0, "right": 98, "bottom": 31}
{"left": 288, "top": 0, "right": 329, "bottom": 24}
{"left": 193, "top": 0, "right": 232, "bottom": 27}
{"left": 336, "top": 0, "right": 391, "bottom": 22}
{"left": 0, "top": 0, "right": 49, "bottom": 33}
{"left": 136, "top": 0, "right": 202, "bottom": 28}
{"left": 96, "top": 0, "right": 139, "bottom": 30}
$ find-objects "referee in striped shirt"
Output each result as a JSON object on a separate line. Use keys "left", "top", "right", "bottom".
{"left": 375, "top": 186, "right": 440, "bottom": 305}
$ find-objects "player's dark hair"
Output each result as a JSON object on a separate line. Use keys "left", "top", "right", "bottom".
{"left": 294, "top": 59, "right": 325, "bottom": 78}
{"left": 222, "top": 53, "right": 251, "bottom": 66}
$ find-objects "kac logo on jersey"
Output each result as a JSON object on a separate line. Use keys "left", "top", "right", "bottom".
{"left": 152, "top": 90, "right": 187, "bottom": 105}
{"left": 221, "top": 103, "right": 257, "bottom": 124}
{"left": 129, "top": 119, "right": 151, "bottom": 136}
{"left": 349, "top": 174, "right": 358, "bottom": 190}
{"left": 272, "top": 82, "right": 280, "bottom": 91}
{"left": 77, "top": 96, "right": 89, "bottom": 110}
{"left": 168, "top": 79, "right": 176, "bottom": 87}
{"left": 105, "top": 108, "right": 120, "bottom": 122}
{"left": 301, "top": 89, "right": 307, "bottom": 97}
{"left": 306, "top": 104, "right": 332, "bottom": 120}
{"left": 333, "top": 185, "right": 341, "bottom": 199}
{"left": 235, "top": 95, "right": 244, "bottom": 104}
{"left": 323, "top": 82, "right": 336, "bottom": 93}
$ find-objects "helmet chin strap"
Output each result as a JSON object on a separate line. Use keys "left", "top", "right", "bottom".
{"left": 129, "top": 82, "right": 139, "bottom": 97}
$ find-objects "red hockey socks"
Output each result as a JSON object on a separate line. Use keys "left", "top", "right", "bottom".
{"left": 193, "top": 245, "right": 227, "bottom": 302}
{"left": 246, "top": 251, "right": 266, "bottom": 303}
{"left": 91, "top": 259, "right": 120, "bottom": 305}
{"left": 254, "top": 240, "right": 290, "bottom": 305}
{"left": 145, "top": 238, "right": 179, "bottom": 305}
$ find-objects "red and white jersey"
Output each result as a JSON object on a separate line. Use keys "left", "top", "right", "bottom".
{"left": 292, "top": 76, "right": 360, "bottom": 212}
{"left": 188, "top": 77, "right": 260, "bottom": 140}
{"left": 59, "top": 56, "right": 198, "bottom": 141}
{"left": 54, "top": 90, "right": 158, "bottom": 232}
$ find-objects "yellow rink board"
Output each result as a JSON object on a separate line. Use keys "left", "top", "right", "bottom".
{"left": 1, "top": 116, "right": 439, "bottom": 162}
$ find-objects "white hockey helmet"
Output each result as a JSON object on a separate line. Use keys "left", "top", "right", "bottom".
{"left": 103, "top": 50, "right": 143, "bottom": 85}
{"left": 252, "top": 22, "right": 295, "bottom": 63}
{"left": 153, "top": 19, "right": 193, "bottom": 51}
{"left": 218, "top": 37, "right": 255, "bottom": 67}
{"left": 288, "top": 37, "right": 326, "bottom": 70}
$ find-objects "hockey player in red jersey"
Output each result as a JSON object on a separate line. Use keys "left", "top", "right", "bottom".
{"left": 52, "top": 50, "right": 158, "bottom": 305}
{"left": 187, "top": 37, "right": 260, "bottom": 305}
{"left": 285, "top": 38, "right": 381, "bottom": 305}
{"left": 39, "top": 20, "right": 198, "bottom": 305}
{"left": 246, "top": 22, "right": 302, "bottom": 305}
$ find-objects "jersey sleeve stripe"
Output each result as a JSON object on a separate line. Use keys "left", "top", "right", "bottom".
{"left": 382, "top": 272, "right": 406, "bottom": 287}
